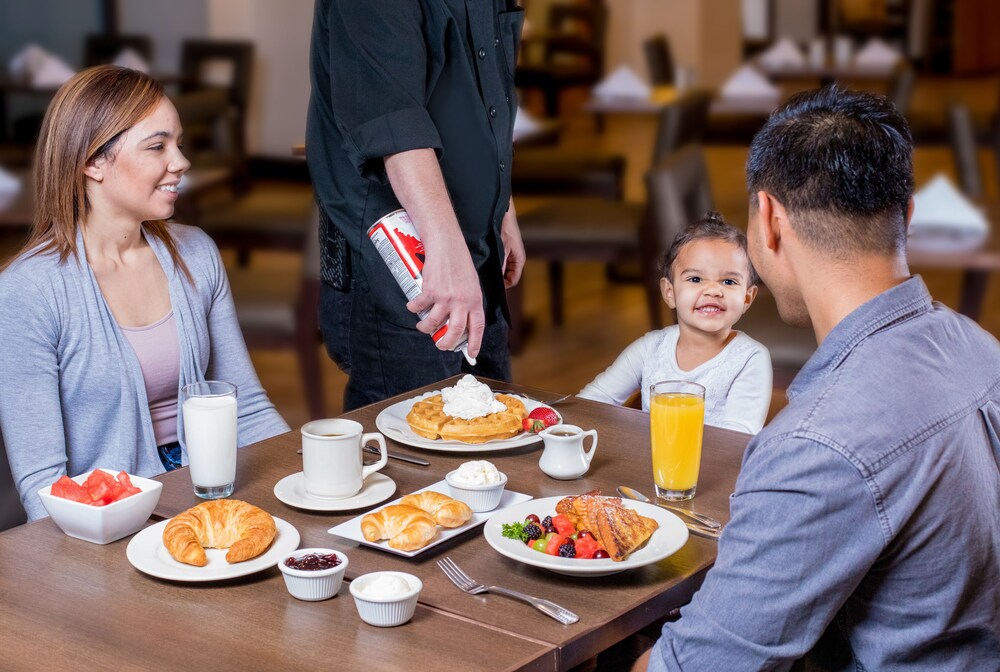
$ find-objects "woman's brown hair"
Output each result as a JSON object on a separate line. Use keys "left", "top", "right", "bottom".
{"left": 7, "top": 65, "right": 190, "bottom": 278}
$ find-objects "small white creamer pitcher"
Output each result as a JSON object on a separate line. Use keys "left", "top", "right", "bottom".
{"left": 538, "top": 424, "right": 598, "bottom": 480}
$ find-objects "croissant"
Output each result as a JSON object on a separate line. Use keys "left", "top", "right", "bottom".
{"left": 399, "top": 490, "right": 473, "bottom": 528}
{"left": 360, "top": 504, "right": 437, "bottom": 551}
{"left": 162, "top": 499, "right": 277, "bottom": 567}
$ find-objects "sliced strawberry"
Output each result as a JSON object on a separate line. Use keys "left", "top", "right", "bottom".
{"left": 523, "top": 417, "right": 548, "bottom": 433}
{"left": 527, "top": 406, "right": 560, "bottom": 429}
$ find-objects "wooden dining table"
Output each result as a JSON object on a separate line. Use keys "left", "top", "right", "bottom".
{"left": 0, "top": 377, "right": 751, "bottom": 670}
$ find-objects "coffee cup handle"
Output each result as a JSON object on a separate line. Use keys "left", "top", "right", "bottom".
{"left": 582, "top": 429, "right": 598, "bottom": 466}
{"left": 361, "top": 433, "right": 388, "bottom": 479}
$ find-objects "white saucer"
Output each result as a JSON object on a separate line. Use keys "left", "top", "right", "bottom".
{"left": 273, "top": 472, "right": 396, "bottom": 512}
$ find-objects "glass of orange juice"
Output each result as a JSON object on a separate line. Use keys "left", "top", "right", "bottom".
{"left": 650, "top": 381, "right": 706, "bottom": 501}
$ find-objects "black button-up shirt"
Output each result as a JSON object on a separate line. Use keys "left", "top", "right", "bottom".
{"left": 307, "top": 0, "right": 523, "bottom": 326}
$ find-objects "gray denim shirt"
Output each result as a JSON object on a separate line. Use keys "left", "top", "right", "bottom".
{"left": 650, "top": 276, "right": 1000, "bottom": 671}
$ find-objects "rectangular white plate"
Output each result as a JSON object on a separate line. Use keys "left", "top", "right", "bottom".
{"left": 328, "top": 480, "right": 532, "bottom": 557}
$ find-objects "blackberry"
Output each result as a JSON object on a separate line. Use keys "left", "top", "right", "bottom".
{"left": 558, "top": 541, "right": 576, "bottom": 558}
{"left": 523, "top": 523, "right": 543, "bottom": 541}
{"left": 541, "top": 515, "right": 553, "bottom": 529}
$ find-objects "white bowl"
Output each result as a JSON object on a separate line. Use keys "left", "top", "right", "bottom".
{"left": 445, "top": 469, "right": 507, "bottom": 512}
{"left": 37, "top": 469, "right": 162, "bottom": 544}
{"left": 278, "top": 548, "right": 349, "bottom": 601}
{"left": 349, "top": 571, "right": 422, "bottom": 627}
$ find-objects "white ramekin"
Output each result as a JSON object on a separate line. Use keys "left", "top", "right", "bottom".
{"left": 349, "top": 571, "right": 422, "bottom": 627}
{"left": 277, "top": 548, "right": 349, "bottom": 601}
{"left": 444, "top": 469, "right": 507, "bottom": 512}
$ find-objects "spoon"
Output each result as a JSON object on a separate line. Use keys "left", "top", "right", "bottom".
{"left": 616, "top": 486, "right": 723, "bottom": 530}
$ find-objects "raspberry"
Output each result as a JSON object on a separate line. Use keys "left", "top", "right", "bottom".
{"left": 523, "top": 523, "right": 543, "bottom": 541}
{"left": 558, "top": 541, "right": 576, "bottom": 558}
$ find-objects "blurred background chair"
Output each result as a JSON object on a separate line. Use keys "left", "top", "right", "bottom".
{"left": 646, "top": 144, "right": 817, "bottom": 387}
{"left": 887, "top": 61, "right": 917, "bottom": 116}
{"left": 516, "top": 0, "right": 608, "bottom": 118}
{"left": 83, "top": 33, "right": 152, "bottom": 67}
{"left": 174, "top": 39, "right": 313, "bottom": 268}
{"left": 643, "top": 34, "right": 675, "bottom": 86}
{"left": 948, "top": 101, "right": 984, "bottom": 200}
{"left": 228, "top": 206, "right": 324, "bottom": 420}
{"left": 1, "top": 432, "right": 27, "bottom": 532}
{"left": 179, "top": 39, "right": 254, "bottom": 190}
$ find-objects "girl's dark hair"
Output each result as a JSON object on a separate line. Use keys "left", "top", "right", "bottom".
{"left": 659, "top": 211, "right": 758, "bottom": 286}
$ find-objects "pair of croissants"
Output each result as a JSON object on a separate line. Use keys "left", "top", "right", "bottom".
{"left": 361, "top": 491, "right": 473, "bottom": 551}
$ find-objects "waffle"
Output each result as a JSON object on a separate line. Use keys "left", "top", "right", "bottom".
{"left": 406, "top": 393, "right": 528, "bottom": 443}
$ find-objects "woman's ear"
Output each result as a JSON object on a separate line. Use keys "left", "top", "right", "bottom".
{"left": 83, "top": 157, "right": 105, "bottom": 182}
{"left": 659, "top": 277, "right": 676, "bottom": 309}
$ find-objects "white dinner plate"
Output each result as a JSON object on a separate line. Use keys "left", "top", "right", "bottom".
{"left": 273, "top": 472, "right": 396, "bottom": 512}
{"left": 483, "top": 496, "right": 688, "bottom": 577}
{"left": 328, "top": 480, "right": 533, "bottom": 558}
{"left": 126, "top": 517, "right": 300, "bottom": 582}
{"left": 375, "top": 392, "right": 558, "bottom": 453}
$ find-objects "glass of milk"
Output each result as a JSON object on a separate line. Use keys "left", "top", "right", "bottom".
{"left": 181, "top": 381, "right": 238, "bottom": 499}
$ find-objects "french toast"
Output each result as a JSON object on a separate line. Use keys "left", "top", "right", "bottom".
{"left": 406, "top": 393, "right": 528, "bottom": 443}
{"left": 555, "top": 491, "right": 659, "bottom": 561}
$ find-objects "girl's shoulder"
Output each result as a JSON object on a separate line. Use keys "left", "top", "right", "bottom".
{"left": 727, "top": 330, "right": 770, "bottom": 359}
{"left": 162, "top": 222, "right": 219, "bottom": 257}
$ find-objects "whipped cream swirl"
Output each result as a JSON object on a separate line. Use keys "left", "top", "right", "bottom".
{"left": 441, "top": 374, "right": 506, "bottom": 420}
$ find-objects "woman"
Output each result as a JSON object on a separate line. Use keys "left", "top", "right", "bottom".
{"left": 0, "top": 66, "right": 289, "bottom": 520}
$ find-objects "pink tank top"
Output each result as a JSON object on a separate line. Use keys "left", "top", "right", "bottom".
{"left": 120, "top": 312, "right": 180, "bottom": 446}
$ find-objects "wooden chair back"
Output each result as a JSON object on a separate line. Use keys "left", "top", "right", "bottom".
{"left": 948, "top": 102, "right": 983, "bottom": 200}
{"left": 643, "top": 34, "right": 674, "bottom": 86}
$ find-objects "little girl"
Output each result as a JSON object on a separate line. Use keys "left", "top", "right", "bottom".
{"left": 579, "top": 212, "right": 772, "bottom": 434}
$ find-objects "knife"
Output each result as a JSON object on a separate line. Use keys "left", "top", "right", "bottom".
{"left": 364, "top": 445, "right": 430, "bottom": 466}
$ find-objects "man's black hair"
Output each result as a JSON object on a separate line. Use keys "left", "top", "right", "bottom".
{"left": 746, "top": 85, "right": 914, "bottom": 256}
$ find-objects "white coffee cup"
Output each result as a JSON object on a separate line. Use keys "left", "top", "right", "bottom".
{"left": 538, "top": 424, "right": 598, "bottom": 480}
{"left": 301, "top": 419, "right": 388, "bottom": 499}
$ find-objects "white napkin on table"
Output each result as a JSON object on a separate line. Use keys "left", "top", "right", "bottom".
{"left": 8, "top": 43, "right": 75, "bottom": 88}
{"left": 592, "top": 65, "right": 651, "bottom": 100}
{"left": 513, "top": 106, "right": 541, "bottom": 136}
{"left": 853, "top": 38, "right": 901, "bottom": 69}
{"left": 720, "top": 65, "right": 780, "bottom": 99}
{"left": 111, "top": 47, "right": 150, "bottom": 73}
{"left": 0, "top": 165, "right": 23, "bottom": 210}
{"left": 759, "top": 38, "right": 806, "bottom": 68}
{"left": 908, "top": 175, "right": 989, "bottom": 253}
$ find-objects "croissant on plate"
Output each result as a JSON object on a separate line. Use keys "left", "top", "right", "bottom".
{"left": 399, "top": 490, "right": 473, "bottom": 528}
{"left": 361, "top": 504, "right": 438, "bottom": 551}
{"left": 162, "top": 499, "right": 277, "bottom": 567}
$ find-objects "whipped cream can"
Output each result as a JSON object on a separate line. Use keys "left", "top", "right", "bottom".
{"left": 367, "top": 209, "right": 475, "bottom": 365}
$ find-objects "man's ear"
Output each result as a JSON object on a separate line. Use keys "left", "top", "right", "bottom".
{"left": 659, "top": 277, "right": 676, "bottom": 309}
{"left": 904, "top": 197, "right": 915, "bottom": 231}
{"left": 757, "top": 190, "right": 791, "bottom": 252}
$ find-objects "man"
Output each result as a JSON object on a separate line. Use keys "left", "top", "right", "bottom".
{"left": 635, "top": 86, "right": 1000, "bottom": 670}
{"left": 307, "top": 0, "right": 526, "bottom": 410}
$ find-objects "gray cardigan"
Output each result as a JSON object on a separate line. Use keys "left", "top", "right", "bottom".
{"left": 0, "top": 224, "right": 290, "bottom": 520}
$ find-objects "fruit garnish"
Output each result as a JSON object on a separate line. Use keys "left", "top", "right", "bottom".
{"left": 501, "top": 521, "right": 529, "bottom": 542}
{"left": 522, "top": 406, "right": 560, "bottom": 433}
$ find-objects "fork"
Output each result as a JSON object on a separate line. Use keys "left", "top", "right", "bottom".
{"left": 437, "top": 557, "right": 579, "bottom": 624}
{"left": 494, "top": 391, "right": 574, "bottom": 407}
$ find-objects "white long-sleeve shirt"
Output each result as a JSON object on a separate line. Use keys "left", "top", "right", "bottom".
{"left": 578, "top": 326, "right": 772, "bottom": 434}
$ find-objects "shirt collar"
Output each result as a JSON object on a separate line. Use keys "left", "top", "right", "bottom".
{"left": 787, "top": 276, "right": 933, "bottom": 400}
